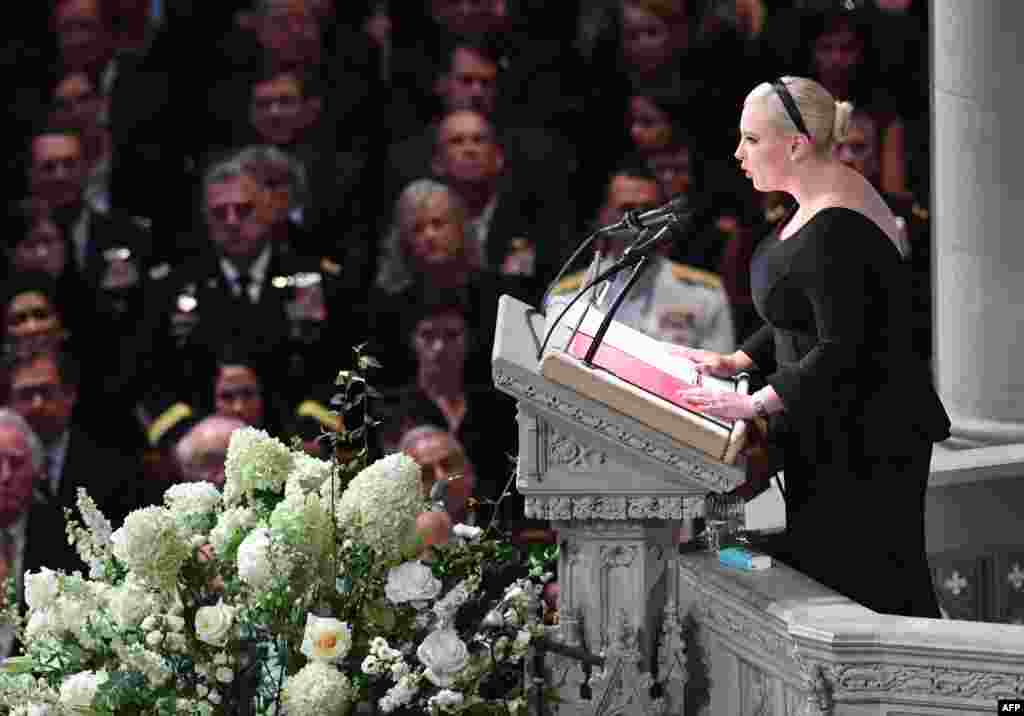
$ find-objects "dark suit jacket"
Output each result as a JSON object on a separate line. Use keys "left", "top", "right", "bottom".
{"left": 54, "top": 426, "right": 152, "bottom": 530}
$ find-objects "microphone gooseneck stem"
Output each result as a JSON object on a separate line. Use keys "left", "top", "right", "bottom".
{"left": 582, "top": 253, "right": 651, "bottom": 366}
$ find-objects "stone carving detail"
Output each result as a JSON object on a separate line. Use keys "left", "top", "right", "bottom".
{"left": 656, "top": 600, "right": 688, "bottom": 714}
{"left": 524, "top": 495, "right": 692, "bottom": 521}
{"left": 549, "top": 429, "right": 608, "bottom": 471}
{"left": 494, "top": 371, "right": 737, "bottom": 491}
{"left": 517, "top": 409, "right": 544, "bottom": 486}
{"left": 739, "top": 659, "right": 768, "bottom": 716}
{"left": 600, "top": 544, "right": 638, "bottom": 569}
{"left": 691, "top": 592, "right": 795, "bottom": 665}
{"left": 819, "top": 662, "right": 1022, "bottom": 700}
{"left": 588, "top": 611, "right": 664, "bottom": 716}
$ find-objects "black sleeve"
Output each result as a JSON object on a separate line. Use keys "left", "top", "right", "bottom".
{"left": 739, "top": 324, "right": 775, "bottom": 374}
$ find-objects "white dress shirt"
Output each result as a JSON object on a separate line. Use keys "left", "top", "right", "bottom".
{"left": 220, "top": 245, "right": 271, "bottom": 303}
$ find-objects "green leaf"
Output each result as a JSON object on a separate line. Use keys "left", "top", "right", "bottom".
{"left": 335, "top": 370, "right": 352, "bottom": 385}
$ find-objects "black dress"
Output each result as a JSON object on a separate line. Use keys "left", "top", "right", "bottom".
{"left": 741, "top": 207, "right": 950, "bottom": 618}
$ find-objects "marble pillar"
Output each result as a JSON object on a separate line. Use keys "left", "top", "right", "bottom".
{"left": 932, "top": 0, "right": 1024, "bottom": 446}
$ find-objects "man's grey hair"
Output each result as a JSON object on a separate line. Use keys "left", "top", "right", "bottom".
{"left": 0, "top": 408, "right": 44, "bottom": 473}
{"left": 374, "top": 179, "right": 469, "bottom": 293}
{"left": 397, "top": 424, "right": 454, "bottom": 453}
{"left": 201, "top": 156, "right": 249, "bottom": 213}
{"left": 236, "top": 145, "right": 309, "bottom": 210}
{"left": 174, "top": 415, "right": 247, "bottom": 478}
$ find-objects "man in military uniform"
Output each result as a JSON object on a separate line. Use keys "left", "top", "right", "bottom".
{"left": 139, "top": 154, "right": 352, "bottom": 449}
{"left": 23, "top": 122, "right": 159, "bottom": 338}
{"left": 548, "top": 163, "right": 734, "bottom": 352}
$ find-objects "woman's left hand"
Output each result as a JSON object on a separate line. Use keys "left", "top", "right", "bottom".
{"left": 676, "top": 385, "right": 757, "bottom": 420}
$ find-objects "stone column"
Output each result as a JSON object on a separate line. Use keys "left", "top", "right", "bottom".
{"left": 933, "top": 0, "right": 1024, "bottom": 446}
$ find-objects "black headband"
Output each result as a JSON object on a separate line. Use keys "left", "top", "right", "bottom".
{"left": 773, "top": 79, "right": 811, "bottom": 139}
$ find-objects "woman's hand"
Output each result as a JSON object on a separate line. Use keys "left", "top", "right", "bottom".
{"left": 676, "top": 384, "right": 757, "bottom": 420}
{"left": 664, "top": 345, "right": 750, "bottom": 378}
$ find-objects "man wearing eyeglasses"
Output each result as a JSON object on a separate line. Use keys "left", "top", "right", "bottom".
{"left": 6, "top": 351, "right": 151, "bottom": 529}
{"left": 138, "top": 154, "right": 352, "bottom": 451}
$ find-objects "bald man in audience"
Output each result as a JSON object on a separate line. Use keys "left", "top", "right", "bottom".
{"left": 173, "top": 415, "right": 247, "bottom": 487}
{"left": 399, "top": 425, "right": 476, "bottom": 525}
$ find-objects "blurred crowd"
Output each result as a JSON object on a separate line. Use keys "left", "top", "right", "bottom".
{"left": 0, "top": 0, "right": 933, "bottom": 558}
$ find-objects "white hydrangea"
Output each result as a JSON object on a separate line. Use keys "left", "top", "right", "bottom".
{"left": 23, "top": 569, "right": 60, "bottom": 611}
{"left": 223, "top": 427, "right": 295, "bottom": 504}
{"left": 59, "top": 670, "right": 108, "bottom": 712}
{"left": 379, "top": 673, "right": 420, "bottom": 713}
{"left": 111, "top": 507, "right": 190, "bottom": 593}
{"left": 107, "top": 580, "right": 158, "bottom": 629}
{"left": 269, "top": 490, "right": 332, "bottom": 564}
{"left": 285, "top": 453, "right": 334, "bottom": 496}
{"left": 208, "top": 506, "right": 258, "bottom": 559}
{"left": 163, "top": 483, "right": 222, "bottom": 538}
{"left": 324, "top": 453, "right": 424, "bottom": 562}
{"left": 428, "top": 689, "right": 465, "bottom": 712}
{"left": 236, "top": 528, "right": 284, "bottom": 590}
{"left": 281, "top": 662, "right": 354, "bottom": 716}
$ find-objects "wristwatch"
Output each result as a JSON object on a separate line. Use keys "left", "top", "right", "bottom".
{"left": 751, "top": 394, "right": 769, "bottom": 419}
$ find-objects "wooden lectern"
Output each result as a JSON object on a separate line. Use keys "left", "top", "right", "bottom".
{"left": 492, "top": 293, "right": 746, "bottom": 715}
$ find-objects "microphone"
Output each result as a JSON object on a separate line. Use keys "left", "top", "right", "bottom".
{"left": 596, "top": 196, "right": 690, "bottom": 241}
{"left": 620, "top": 196, "right": 718, "bottom": 258}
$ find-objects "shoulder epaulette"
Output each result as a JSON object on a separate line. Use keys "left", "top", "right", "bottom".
{"left": 550, "top": 270, "right": 587, "bottom": 295}
{"left": 669, "top": 262, "right": 723, "bottom": 290}
{"left": 320, "top": 257, "right": 342, "bottom": 277}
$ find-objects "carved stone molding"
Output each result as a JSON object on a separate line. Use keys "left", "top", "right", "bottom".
{"left": 691, "top": 591, "right": 797, "bottom": 668}
{"left": 524, "top": 495, "right": 698, "bottom": 521}
{"left": 494, "top": 370, "right": 738, "bottom": 491}
{"left": 791, "top": 655, "right": 1024, "bottom": 702}
{"left": 549, "top": 428, "right": 608, "bottom": 471}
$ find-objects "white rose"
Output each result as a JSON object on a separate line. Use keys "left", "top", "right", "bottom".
{"left": 23, "top": 569, "right": 60, "bottom": 611}
{"left": 195, "top": 601, "right": 236, "bottom": 647}
{"left": 59, "top": 670, "right": 108, "bottom": 712}
{"left": 300, "top": 614, "right": 352, "bottom": 663}
{"left": 385, "top": 561, "right": 442, "bottom": 605}
{"left": 417, "top": 628, "right": 470, "bottom": 687}
{"left": 146, "top": 631, "right": 164, "bottom": 647}
{"left": 141, "top": 615, "right": 160, "bottom": 632}
{"left": 216, "top": 667, "right": 234, "bottom": 684}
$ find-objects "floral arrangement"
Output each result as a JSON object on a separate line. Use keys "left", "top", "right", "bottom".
{"left": 0, "top": 350, "right": 558, "bottom": 716}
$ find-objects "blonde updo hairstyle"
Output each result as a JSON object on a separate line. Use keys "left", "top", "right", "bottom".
{"left": 746, "top": 76, "right": 855, "bottom": 155}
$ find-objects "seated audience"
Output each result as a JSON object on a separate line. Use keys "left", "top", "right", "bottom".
{"left": 430, "top": 109, "right": 571, "bottom": 294}
{"left": 379, "top": 291, "right": 518, "bottom": 529}
{"left": 549, "top": 162, "right": 735, "bottom": 351}
{"left": 370, "top": 178, "right": 527, "bottom": 388}
{"left": 173, "top": 415, "right": 247, "bottom": 487}
{"left": 6, "top": 350, "right": 152, "bottom": 526}
{"left": 0, "top": 409, "right": 85, "bottom": 659}
{"left": 139, "top": 154, "right": 352, "bottom": 441}
{"left": 399, "top": 424, "right": 476, "bottom": 525}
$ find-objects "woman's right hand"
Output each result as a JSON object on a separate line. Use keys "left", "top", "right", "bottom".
{"left": 665, "top": 346, "right": 750, "bottom": 378}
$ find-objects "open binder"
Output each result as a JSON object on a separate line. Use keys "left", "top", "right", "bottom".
{"left": 539, "top": 300, "right": 752, "bottom": 465}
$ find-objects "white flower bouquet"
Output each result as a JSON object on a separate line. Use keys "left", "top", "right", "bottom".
{"left": 0, "top": 355, "right": 556, "bottom": 716}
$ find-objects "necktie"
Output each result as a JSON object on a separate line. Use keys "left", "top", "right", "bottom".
{"left": 237, "top": 273, "right": 252, "bottom": 303}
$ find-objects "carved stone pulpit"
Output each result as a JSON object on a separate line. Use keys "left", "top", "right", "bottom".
{"left": 493, "top": 295, "right": 745, "bottom": 714}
